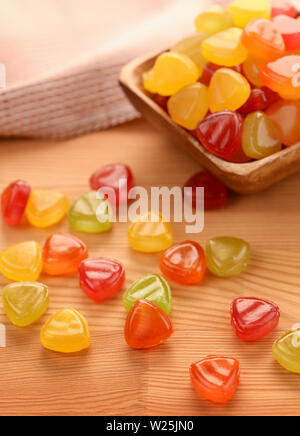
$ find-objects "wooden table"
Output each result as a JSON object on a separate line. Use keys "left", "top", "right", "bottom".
{"left": 0, "top": 118, "right": 300, "bottom": 416}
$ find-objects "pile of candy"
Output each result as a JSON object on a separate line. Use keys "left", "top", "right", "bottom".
{"left": 143, "top": 0, "right": 300, "bottom": 162}
{"left": 1, "top": 162, "right": 299, "bottom": 405}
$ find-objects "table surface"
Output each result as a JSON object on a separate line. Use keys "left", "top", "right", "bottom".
{"left": 0, "top": 118, "right": 300, "bottom": 416}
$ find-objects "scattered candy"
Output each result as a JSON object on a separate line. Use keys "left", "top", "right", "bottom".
{"left": 0, "top": 241, "right": 42, "bottom": 282}
{"left": 190, "top": 356, "right": 240, "bottom": 404}
{"left": 25, "top": 190, "right": 69, "bottom": 229}
{"left": 184, "top": 171, "right": 228, "bottom": 210}
{"left": 124, "top": 299, "right": 173, "bottom": 349}
{"left": 68, "top": 191, "right": 113, "bottom": 233}
{"left": 194, "top": 5, "right": 233, "bottom": 35}
{"left": 1, "top": 180, "right": 31, "bottom": 226}
{"left": 152, "top": 52, "right": 200, "bottom": 96}
{"left": 2, "top": 281, "right": 49, "bottom": 327}
{"left": 208, "top": 68, "right": 251, "bottom": 113}
{"left": 79, "top": 258, "right": 125, "bottom": 302}
{"left": 231, "top": 297, "right": 280, "bottom": 341}
{"left": 273, "top": 14, "right": 300, "bottom": 52}
{"left": 266, "top": 100, "right": 300, "bottom": 146}
{"left": 201, "top": 27, "right": 248, "bottom": 67}
{"left": 228, "top": 0, "right": 271, "bottom": 28}
{"left": 273, "top": 328, "right": 300, "bottom": 374}
{"left": 40, "top": 308, "right": 90, "bottom": 353}
{"left": 168, "top": 83, "right": 209, "bottom": 130}
{"left": 123, "top": 274, "right": 172, "bottom": 314}
{"left": 242, "top": 111, "right": 282, "bottom": 159}
{"left": 197, "top": 111, "right": 243, "bottom": 159}
{"left": 90, "top": 163, "right": 134, "bottom": 205}
{"left": 160, "top": 241, "right": 206, "bottom": 285}
{"left": 171, "top": 33, "right": 207, "bottom": 73}
{"left": 43, "top": 233, "right": 88, "bottom": 276}
{"left": 205, "top": 236, "right": 250, "bottom": 277}
{"left": 127, "top": 212, "right": 173, "bottom": 253}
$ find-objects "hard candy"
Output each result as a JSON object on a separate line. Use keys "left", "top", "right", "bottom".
{"left": 273, "top": 329, "right": 300, "bottom": 374}
{"left": 26, "top": 190, "right": 69, "bottom": 228}
{"left": 238, "top": 88, "right": 279, "bottom": 115}
{"left": 2, "top": 281, "right": 49, "bottom": 327}
{"left": 201, "top": 62, "right": 243, "bottom": 86}
{"left": 273, "top": 14, "right": 300, "bottom": 51}
{"left": 171, "top": 33, "right": 208, "bottom": 73}
{"left": 40, "top": 309, "right": 90, "bottom": 353}
{"left": 1, "top": 180, "right": 31, "bottom": 226}
{"left": 184, "top": 171, "right": 228, "bottom": 210}
{"left": 266, "top": 100, "right": 300, "bottom": 146}
{"left": 271, "top": 1, "right": 298, "bottom": 19}
{"left": 242, "top": 55, "right": 264, "bottom": 88}
{"left": 228, "top": 0, "right": 271, "bottom": 28}
{"left": 143, "top": 70, "right": 157, "bottom": 94}
{"left": 123, "top": 274, "right": 172, "bottom": 314}
{"left": 124, "top": 299, "right": 173, "bottom": 349}
{"left": 194, "top": 5, "right": 233, "bottom": 36}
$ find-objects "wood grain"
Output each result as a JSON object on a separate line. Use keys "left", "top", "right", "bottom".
{"left": 0, "top": 119, "right": 300, "bottom": 416}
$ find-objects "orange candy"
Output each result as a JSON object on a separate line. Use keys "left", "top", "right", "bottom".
{"left": 124, "top": 299, "right": 173, "bottom": 349}
{"left": 190, "top": 356, "right": 240, "bottom": 404}
{"left": 266, "top": 100, "right": 300, "bottom": 146}
{"left": 43, "top": 233, "right": 88, "bottom": 276}
{"left": 243, "top": 55, "right": 264, "bottom": 87}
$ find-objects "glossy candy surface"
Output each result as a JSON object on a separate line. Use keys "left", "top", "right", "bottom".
{"left": 1, "top": 180, "right": 31, "bottom": 226}
{"left": 260, "top": 55, "right": 300, "bottom": 100}
{"left": 197, "top": 111, "right": 243, "bottom": 159}
{"left": 201, "top": 62, "right": 242, "bottom": 86}
{"left": 238, "top": 88, "right": 279, "bottom": 115}
{"left": 241, "top": 19, "right": 285, "bottom": 61}
{"left": 273, "top": 15, "right": 300, "bottom": 51}
{"left": 242, "top": 111, "right": 282, "bottom": 159}
{"left": 231, "top": 297, "right": 280, "bottom": 341}
{"left": 152, "top": 52, "right": 200, "bottom": 96}
{"left": 194, "top": 5, "right": 233, "bottom": 35}
{"left": 184, "top": 171, "right": 228, "bottom": 210}
{"left": 205, "top": 236, "right": 250, "bottom": 277}
{"left": 26, "top": 190, "right": 69, "bottom": 228}
{"left": 271, "top": 1, "right": 298, "bottom": 19}
{"left": 90, "top": 163, "right": 134, "bottom": 205}
{"left": 190, "top": 356, "right": 240, "bottom": 404}
{"left": 43, "top": 233, "right": 88, "bottom": 276}
{"left": 228, "top": 0, "right": 271, "bottom": 28}
{"left": 242, "top": 55, "right": 264, "bottom": 87}
{"left": 168, "top": 83, "right": 209, "bottom": 130}
{"left": 266, "top": 100, "right": 300, "bottom": 146}
{"left": 128, "top": 212, "right": 173, "bottom": 253}
{"left": 273, "top": 329, "right": 300, "bottom": 374}
{"left": 143, "top": 70, "right": 157, "bottom": 94}
{"left": 201, "top": 27, "right": 248, "bottom": 67}
{"left": 171, "top": 33, "right": 207, "bottom": 73}
{"left": 124, "top": 299, "right": 173, "bottom": 349}
{"left": 40, "top": 308, "right": 90, "bottom": 353}
{"left": 0, "top": 241, "right": 42, "bottom": 282}
{"left": 160, "top": 241, "right": 206, "bottom": 285}
{"left": 79, "top": 258, "right": 125, "bottom": 302}
{"left": 208, "top": 68, "right": 251, "bottom": 113}
{"left": 2, "top": 281, "right": 49, "bottom": 327}
{"left": 123, "top": 274, "right": 172, "bottom": 314}
{"left": 68, "top": 191, "right": 113, "bottom": 233}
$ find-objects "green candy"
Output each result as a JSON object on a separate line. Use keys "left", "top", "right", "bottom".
{"left": 123, "top": 274, "right": 172, "bottom": 314}
{"left": 68, "top": 191, "right": 113, "bottom": 234}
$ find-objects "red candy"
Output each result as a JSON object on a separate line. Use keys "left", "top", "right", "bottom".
{"left": 184, "top": 171, "right": 228, "bottom": 210}
{"left": 190, "top": 356, "right": 240, "bottom": 404}
{"left": 201, "top": 63, "right": 243, "bottom": 87}
{"left": 79, "top": 258, "right": 125, "bottom": 302}
{"left": 160, "top": 241, "right": 206, "bottom": 285}
{"left": 197, "top": 111, "right": 243, "bottom": 159}
{"left": 225, "top": 146, "right": 252, "bottom": 163}
{"left": 273, "top": 15, "right": 300, "bottom": 51}
{"left": 90, "top": 163, "right": 134, "bottom": 205}
{"left": 271, "top": 1, "right": 298, "bottom": 18}
{"left": 231, "top": 297, "right": 280, "bottom": 341}
{"left": 1, "top": 180, "right": 31, "bottom": 226}
{"left": 154, "top": 94, "right": 169, "bottom": 112}
{"left": 238, "top": 87, "right": 279, "bottom": 115}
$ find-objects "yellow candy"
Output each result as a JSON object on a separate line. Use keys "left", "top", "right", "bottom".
{"left": 228, "top": 0, "right": 271, "bottom": 28}
{"left": 273, "top": 329, "right": 300, "bottom": 374}
{"left": 171, "top": 33, "right": 208, "bottom": 74}
{"left": 242, "top": 111, "right": 282, "bottom": 159}
{"left": 153, "top": 52, "right": 200, "bottom": 96}
{"left": 168, "top": 83, "right": 209, "bottom": 130}
{"left": 26, "top": 190, "right": 69, "bottom": 228}
{"left": 40, "top": 309, "right": 90, "bottom": 353}
{"left": 195, "top": 5, "right": 234, "bottom": 35}
{"left": 143, "top": 70, "right": 157, "bottom": 94}
{"left": 209, "top": 67, "right": 251, "bottom": 112}
{"left": 0, "top": 241, "right": 42, "bottom": 282}
{"left": 128, "top": 212, "right": 173, "bottom": 253}
{"left": 2, "top": 281, "right": 49, "bottom": 327}
{"left": 201, "top": 27, "right": 248, "bottom": 66}
{"left": 242, "top": 55, "right": 264, "bottom": 88}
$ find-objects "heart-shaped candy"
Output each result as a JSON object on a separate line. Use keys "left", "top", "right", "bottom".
{"left": 26, "top": 190, "right": 69, "bottom": 228}
{"left": 125, "top": 299, "right": 173, "bottom": 349}
{"left": 231, "top": 297, "right": 280, "bottom": 341}
{"left": 79, "top": 258, "right": 125, "bottom": 302}
{"left": 273, "top": 329, "right": 300, "bottom": 374}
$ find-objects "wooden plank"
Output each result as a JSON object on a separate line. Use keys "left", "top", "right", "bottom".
{"left": 0, "top": 119, "right": 300, "bottom": 416}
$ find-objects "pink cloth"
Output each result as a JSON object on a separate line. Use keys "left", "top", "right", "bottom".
{"left": 0, "top": 0, "right": 209, "bottom": 139}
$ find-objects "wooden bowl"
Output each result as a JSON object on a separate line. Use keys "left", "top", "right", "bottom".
{"left": 120, "top": 53, "right": 300, "bottom": 194}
